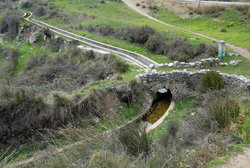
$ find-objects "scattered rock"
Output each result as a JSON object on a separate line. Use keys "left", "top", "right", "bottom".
{"left": 149, "top": 64, "right": 154, "bottom": 68}
{"left": 168, "top": 63, "right": 174, "bottom": 67}
{"left": 156, "top": 57, "right": 240, "bottom": 69}
{"left": 29, "top": 31, "right": 41, "bottom": 45}
{"left": 229, "top": 60, "right": 241, "bottom": 66}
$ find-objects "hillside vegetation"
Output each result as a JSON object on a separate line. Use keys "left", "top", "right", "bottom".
{"left": 0, "top": 0, "right": 250, "bottom": 167}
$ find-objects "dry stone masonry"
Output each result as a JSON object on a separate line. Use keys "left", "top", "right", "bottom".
{"left": 136, "top": 70, "right": 250, "bottom": 98}
{"left": 154, "top": 57, "right": 241, "bottom": 68}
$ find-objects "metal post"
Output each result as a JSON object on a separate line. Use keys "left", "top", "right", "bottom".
{"left": 218, "top": 41, "right": 226, "bottom": 60}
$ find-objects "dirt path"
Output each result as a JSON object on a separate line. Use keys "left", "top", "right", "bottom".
{"left": 122, "top": 0, "right": 250, "bottom": 60}
{"left": 219, "top": 148, "right": 250, "bottom": 168}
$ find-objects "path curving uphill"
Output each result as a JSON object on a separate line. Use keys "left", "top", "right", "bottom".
{"left": 122, "top": 0, "right": 250, "bottom": 60}
{"left": 22, "top": 11, "right": 159, "bottom": 69}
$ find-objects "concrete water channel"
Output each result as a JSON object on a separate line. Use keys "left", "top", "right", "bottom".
{"left": 138, "top": 88, "right": 173, "bottom": 132}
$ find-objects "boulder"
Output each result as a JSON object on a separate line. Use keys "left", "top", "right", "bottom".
{"left": 29, "top": 31, "right": 41, "bottom": 45}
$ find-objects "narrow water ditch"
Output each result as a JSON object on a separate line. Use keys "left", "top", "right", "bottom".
{"left": 141, "top": 88, "right": 172, "bottom": 128}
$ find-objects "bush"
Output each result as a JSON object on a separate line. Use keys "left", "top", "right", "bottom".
{"left": 200, "top": 71, "right": 224, "bottom": 92}
{"left": 98, "top": 25, "right": 115, "bottom": 36}
{"left": 208, "top": 44, "right": 218, "bottom": 57}
{"left": 25, "top": 53, "right": 48, "bottom": 71}
{"left": 34, "top": 6, "right": 46, "bottom": 17}
{"left": 131, "top": 26, "right": 156, "bottom": 44}
{"left": 0, "top": 14, "right": 20, "bottom": 40}
{"left": 233, "top": 5, "right": 250, "bottom": 19}
{"left": 115, "top": 26, "right": 134, "bottom": 40}
{"left": 207, "top": 97, "right": 240, "bottom": 128}
{"left": 117, "top": 123, "right": 151, "bottom": 157}
{"left": 21, "top": 1, "right": 33, "bottom": 8}
{"left": 114, "top": 59, "right": 129, "bottom": 73}
{"left": 195, "top": 42, "right": 207, "bottom": 56}
{"left": 51, "top": 91, "right": 74, "bottom": 126}
{"left": 203, "top": 5, "right": 225, "bottom": 17}
{"left": 86, "top": 24, "right": 96, "bottom": 32}
{"left": 116, "top": 26, "right": 156, "bottom": 44}
{"left": 167, "top": 119, "right": 180, "bottom": 139}
{"left": 166, "top": 38, "right": 196, "bottom": 61}
{"left": 190, "top": 5, "right": 225, "bottom": 17}
{"left": 0, "top": 87, "right": 48, "bottom": 143}
{"left": 168, "top": 49, "right": 190, "bottom": 62}
{"left": 0, "top": 48, "right": 19, "bottom": 73}
{"left": 145, "top": 34, "right": 166, "bottom": 54}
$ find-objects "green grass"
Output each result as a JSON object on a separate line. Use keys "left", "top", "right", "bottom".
{"left": 74, "top": 66, "right": 140, "bottom": 96}
{"left": 237, "top": 98, "right": 250, "bottom": 143}
{"left": 157, "top": 54, "right": 250, "bottom": 77}
{"left": 151, "top": 8, "right": 250, "bottom": 50}
{"left": 26, "top": 0, "right": 250, "bottom": 76}
{"left": 1, "top": 40, "right": 58, "bottom": 74}
{"left": 30, "top": 0, "right": 222, "bottom": 64}
{"left": 0, "top": 143, "right": 43, "bottom": 164}
{"left": 151, "top": 97, "right": 195, "bottom": 138}
{"left": 206, "top": 156, "right": 229, "bottom": 168}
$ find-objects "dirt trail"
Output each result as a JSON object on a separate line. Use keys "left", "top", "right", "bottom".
{"left": 219, "top": 148, "right": 250, "bottom": 168}
{"left": 122, "top": 0, "right": 250, "bottom": 60}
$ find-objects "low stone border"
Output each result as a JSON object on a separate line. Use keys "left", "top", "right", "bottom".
{"left": 154, "top": 58, "right": 242, "bottom": 69}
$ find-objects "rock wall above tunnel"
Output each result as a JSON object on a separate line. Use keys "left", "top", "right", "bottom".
{"left": 136, "top": 70, "right": 250, "bottom": 99}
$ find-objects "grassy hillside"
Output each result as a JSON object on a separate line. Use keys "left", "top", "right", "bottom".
{"left": 0, "top": 0, "right": 250, "bottom": 167}
{"left": 26, "top": 0, "right": 224, "bottom": 63}
{"left": 151, "top": 6, "right": 250, "bottom": 49}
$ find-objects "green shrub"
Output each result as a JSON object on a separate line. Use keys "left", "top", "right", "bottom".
{"left": 207, "top": 97, "right": 240, "bottom": 128}
{"left": 0, "top": 14, "right": 20, "bottom": 40}
{"left": 208, "top": 44, "right": 218, "bottom": 57}
{"left": 167, "top": 119, "right": 180, "bottom": 139}
{"left": 114, "top": 59, "right": 129, "bottom": 73}
{"left": 233, "top": 5, "right": 250, "bottom": 19}
{"left": 158, "top": 132, "right": 169, "bottom": 148}
{"left": 200, "top": 71, "right": 224, "bottom": 92}
{"left": 203, "top": 5, "right": 225, "bottom": 17}
{"left": 117, "top": 123, "right": 151, "bottom": 157}
{"left": 98, "top": 25, "right": 115, "bottom": 36}
{"left": 145, "top": 34, "right": 166, "bottom": 55}
{"left": 168, "top": 49, "right": 190, "bottom": 62}
{"left": 190, "top": 5, "right": 225, "bottom": 17}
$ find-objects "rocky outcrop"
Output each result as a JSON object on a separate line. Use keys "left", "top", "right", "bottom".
{"left": 19, "top": 24, "right": 78, "bottom": 51}
{"left": 28, "top": 31, "right": 42, "bottom": 45}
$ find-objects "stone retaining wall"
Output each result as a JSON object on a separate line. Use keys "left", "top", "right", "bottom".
{"left": 136, "top": 70, "right": 250, "bottom": 98}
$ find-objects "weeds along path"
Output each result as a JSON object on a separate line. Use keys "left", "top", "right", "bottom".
{"left": 22, "top": 12, "right": 158, "bottom": 69}
{"left": 4, "top": 84, "right": 174, "bottom": 168}
{"left": 219, "top": 147, "right": 250, "bottom": 168}
{"left": 121, "top": 0, "right": 250, "bottom": 60}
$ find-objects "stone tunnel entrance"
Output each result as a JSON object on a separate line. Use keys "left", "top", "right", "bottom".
{"left": 143, "top": 88, "right": 172, "bottom": 125}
